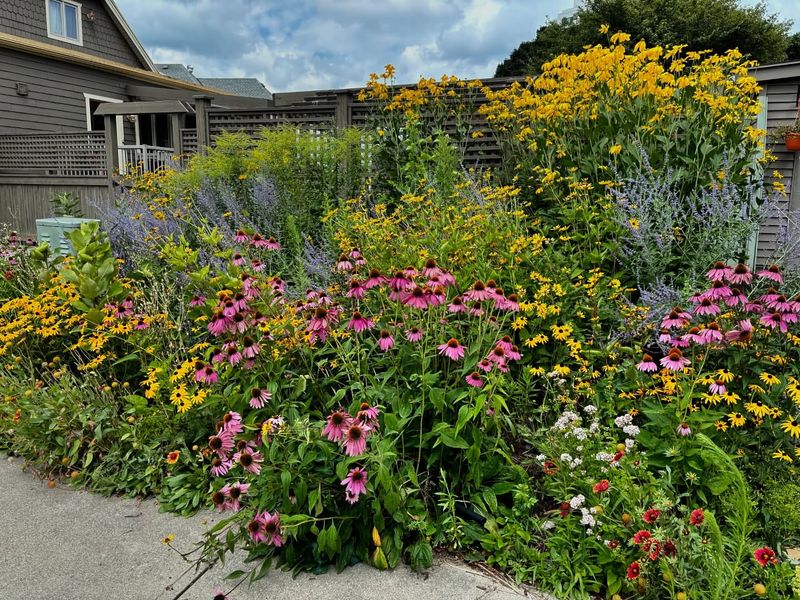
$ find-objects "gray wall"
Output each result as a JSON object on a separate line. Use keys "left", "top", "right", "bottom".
{"left": 0, "top": 47, "right": 140, "bottom": 137}
{"left": 0, "top": 0, "right": 144, "bottom": 68}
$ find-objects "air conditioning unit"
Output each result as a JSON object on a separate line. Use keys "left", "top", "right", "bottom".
{"left": 36, "top": 217, "right": 101, "bottom": 256}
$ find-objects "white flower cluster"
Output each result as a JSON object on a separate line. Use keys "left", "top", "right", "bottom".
{"left": 553, "top": 410, "right": 581, "bottom": 431}
{"left": 569, "top": 494, "right": 586, "bottom": 509}
{"left": 560, "top": 453, "right": 582, "bottom": 469}
{"left": 583, "top": 404, "right": 598, "bottom": 414}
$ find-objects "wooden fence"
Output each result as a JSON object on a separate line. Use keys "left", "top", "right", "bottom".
{"left": 0, "top": 132, "right": 108, "bottom": 177}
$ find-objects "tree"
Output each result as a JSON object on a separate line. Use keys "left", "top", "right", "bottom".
{"left": 788, "top": 32, "right": 800, "bottom": 61}
{"left": 495, "top": 0, "right": 793, "bottom": 77}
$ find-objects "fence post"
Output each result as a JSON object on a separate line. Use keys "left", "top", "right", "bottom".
{"left": 335, "top": 92, "right": 352, "bottom": 130}
{"left": 103, "top": 114, "right": 119, "bottom": 186}
{"left": 194, "top": 95, "right": 213, "bottom": 153}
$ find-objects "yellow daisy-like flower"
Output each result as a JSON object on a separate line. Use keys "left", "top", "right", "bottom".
{"left": 781, "top": 416, "right": 800, "bottom": 439}
{"left": 759, "top": 372, "right": 781, "bottom": 387}
{"left": 716, "top": 369, "right": 734, "bottom": 383}
{"left": 166, "top": 450, "right": 181, "bottom": 465}
{"left": 511, "top": 316, "right": 528, "bottom": 331}
{"left": 697, "top": 374, "right": 716, "bottom": 386}
{"left": 728, "top": 412, "right": 746, "bottom": 427}
{"left": 786, "top": 379, "right": 800, "bottom": 404}
{"left": 701, "top": 393, "right": 722, "bottom": 406}
{"left": 772, "top": 450, "right": 793, "bottom": 463}
{"left": 553, "top": 364, "right": 571, "bottom": 376}
{"left": 722, "top": 392, "right": 741, "bottom": 405}
{"left": 744, "top": 401, "right": 771, "bottom": 418}
{"left": 528, "top": 367, "right": 545, "bottom": 376}
{"left": 550, "top": 324, "right": 573, "bottom": 341}
{"left": 599, "top": 23, "right": 609, "bottom": 34}
{"left": 609, "top": 144, "right": 622, "bottom": 155}
{"left": 747, "top": 384, "right": 766, "bottom": 395}
{"left": 714, "top": 420, "right": 729, "bottom": 432}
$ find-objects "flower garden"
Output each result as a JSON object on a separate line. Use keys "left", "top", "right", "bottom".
{"left": 3, "top": 34, "right": 800, "bottom": 599}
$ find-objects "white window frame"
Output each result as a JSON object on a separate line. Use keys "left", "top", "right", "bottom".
{"left": 83, "top": 94, "right": 140, "bottom": 147}
{"left": 46, "top": 0, "right": 84, "bottom": 46}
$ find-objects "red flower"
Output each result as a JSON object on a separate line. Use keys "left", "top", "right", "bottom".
{"left": 543, "top": 460, "right": 559, "bottom": 475}
{"left": 626, "top": 561, "right": 641, "bottom": 579}
{"left": 689, "top": 508, "right": 705, "bottom": 526}
{"left": 607, "top": 539, "right": 619, "bottom": 550}
{"left": 632, "top": 530, "right": 651, "bottom": 545}
{"left": 612, "top": 450, "right": 625, "bottom": 462}
{"left": 754, "top": 547, "right": 778, "bottom": 567}
{"left": 643, "top": 508, "right": 661, "bottom": 524}
{"left": 648, "top": 540, "right": 662, "bottom": 561}
{"left": 663, "top": 539, "right": 677, "bottom": 557}
{"left": 559, "top": 501, "right": 570, "bottom": 518}
{"left": 593, "top": 479, "right": 609, "bottom": 493}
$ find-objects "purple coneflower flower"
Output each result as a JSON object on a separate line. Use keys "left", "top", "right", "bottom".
{"left": 448, "top": 296, "right": 466, "bottom": 313}
{"left": 676, "top": 423, "right": 692, "bottom": 437}
{"left": 463, "top": 280, "right": 492, "bottom": 302}
{"left": 234, "top": 449, "right": 263, "bottom": 474}
{"left": 661, "top": 307, "right": 692, "bottom": 329}
{"left": 728, "top": 263, "right": 752, "bottom": 285}
{"left": 378, "top": 329, "right": 395, "bottom": 351}
{"left": 189, "top": 295, "right": 206, "bottom": 307}
{"left": 422, "top": 258, "right": 442, "bottom": 278}
{"left": 212, "top": 586, "right": 231, "bottom": 600}
{"left": 477, "top": 358, "right": 493, "bottom": 372}
{"left": 725, "top": 319, "right": 753, "bottom": 343}
{"left": 210, "top": 456, "right": 232, "bottom": 476}
{"left": 706, "top": 261, "right": 732, "bottom": 282}
{"left": 343, "top": 422, "right": 370, "bottom": 456}
{"left": 265, "top": 237, "right": 281, "bottom": 251}
{"left": 694, "top": 298, "right": 721, "bottom": 316}
{"left": 323, "top": 410, "right": 352, "bottom": 442}
{"left": 208, "top": 430, "right": 235, "bottom": 457}
{"left": 251, "top": 259, "right": 265, "bottom": 272}
{"left": 225, "top": 344, "right": 242, "bottom": 365}
{"left": 507, "top": 344, "right": 522, "bottom": 361}
{"left": 636, "top": 354, "right": 658, "bottom": 373}
{"left": 466, "top": 372, "right": 484, "bottom": 387}
{"left": 134, "top": 318, "right": 149, "bottom": 330}
{"left": 704, "top": 281, "right": 732, "bottom": 301}
{"left": 388, "top": 271, "right": 414, "bottom": 292}
{"left": 341, "top": 467, "right": 368, "bottom": 503}
{"left": 346, "top": 279, "right": 366, "bottom": 299}
{"left": 221, "top": 412, "right": 243, "bottom": 434}
{"left": 403, "top": 286, "right": 429, "bottom": 309}
{"left": 364, "top": 269, "right": 387, "bottom": 289}
{"left": 232, "top": 253, "right": 246, "bottom": 267}
{"left": 249, "top": 387, "right": 271, "bottom": 409}
{"left": 767, "top": 295, "right": 793, "bottom": 313}
{"left": 260, "top": 511, "right": 283, "bottom": 546}
{"left": 438, "top": 338, "right": 466, "bottom": 361}
{"left": 709, "top": 380, "right": 726, "bottom": 395}
{"left": 660, "top": 348, "right": 690, "bottom": 371}
{"left": 242, "top": 337, "right": 260, "bottom": 358}
{"left": 221, "top": 482, "right": 250, "bottom": 512}
{"left": 761, "top": 311, "right": 789, "bottom": 332}
{"left": 234, "top": 230, "right": 249, "bottom": 244}
{"left": 336, "top": 254, "right": 353, "bottom": 271}
{"left": 357, "top": 402, "right": 380, "bottom": 424}
{"left": 347, "top": 311, "right": 374, "bottom": 332}
{"left": 251, "top": 234, "right": 268, "bottom": 248}
{"left": 699, "top": 323, "right": 724, "bottom": 344}
{"left": 724, "top": 288, "right": 747, "bottom": 307}
{"left": 757, "top": 264, "right": 783, "bottom": 283}
{"left": 406, "top": 326, "right": 423, "bottom": 342}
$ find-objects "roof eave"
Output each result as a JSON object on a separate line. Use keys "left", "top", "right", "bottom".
{"left": 750, "top": 60, "right": 800, "bottom": 83}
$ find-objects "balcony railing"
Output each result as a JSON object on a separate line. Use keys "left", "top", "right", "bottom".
{"left": 119, "top": 145, "right": 179, "bottom": 175}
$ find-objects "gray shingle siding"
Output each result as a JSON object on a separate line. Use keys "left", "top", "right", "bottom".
{"left": 0, "top": 0, "right": 145, "bottom": 68}
{"left": 198, "top": 78, "right": 272, "bottom": 99}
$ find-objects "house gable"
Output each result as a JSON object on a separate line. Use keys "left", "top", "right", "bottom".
{"left": 0, "top": 0, "right": 151, "bottom": 69}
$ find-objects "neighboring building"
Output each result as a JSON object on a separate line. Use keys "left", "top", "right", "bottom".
{"left": 156, "top": 64, "right": 272, "bottom": 100}
{"left": 0, "top": 0, "right": 269, "bottom": 234}
{"left": 751, "top": 61, "right": 800, "bottom": 268}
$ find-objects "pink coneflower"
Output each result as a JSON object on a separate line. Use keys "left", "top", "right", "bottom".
{"left": 761, "top": 310, "right": 789, "bottom": 332}
{"left": 422, "top": 258, "right": 442, "bottom": 278}
{"left": 660, "top": 348, "right": 690, "bottom": 371}
{"left": 438, "top": 271, "right": 456, "bottom": 287}
{"left": 448, "top": 296, "right": 466, "bottom": 313}
{"left": 477, "top": 358, "right": 493, "bottom": 372}
{"left": 724, "top": 288, "right": 747, "bottom": 307}
{"left": 113, "top": 303, "right": 134, "bottom": 319}
{"left": 709, "top": 379, "right": 727, "bottom": 395}
{"left": 225, "top": 344, "right": 243, "bottom": 365}
{"left": 221, "top": 412, "right": 244, "bottom": 434}
{"left": 438, "top": 338, "right": 465, "bottom": 361}
{"left": 428, "top": 286, "right": 446, "bottom": 306}
{"left": 195, "top": 363, "right": 219, "bottom": 384}
{"left": 251, "top": 259, "right": 265, "bottom": 272}
{"left": 636, "top": 354, "right": 658, "bottom": 373}
{"left": 502, "top": 293, "right": 520, "bottom": 312}
{"left": 726, "top": 319, "right": 753, "bottom": 343}
{"left": 341, "top": 467, "right": 368, "bottom": 503}
{"left": 676, "top": 423, "right": 692, "bottom": 437}
{"left": 251, "top": 234, "right": 268, "bottom": 248}
{"left": 728, "top": 263, "right": 752, "bottom": 285}
{"left": 681, "top": 327, "right": 703, "bottom": 345}
{"left": 227, "top": 312, "right": 246, "bottom": 334}
{"left": 232, "top": 292, "right": 247, "bottom": 311}
{"left": 661, "top": 307, "right": 692, "bottom": 329}
{"left": 336, "top": 254, "right": 353, "bottom": 271}
{"left": 211, "top": 490, "right": 228, "bottom": 512}
{"left": 308, "top": 307, "right": 337, "bottom": 333}
{"left": 706, "top": 261, "right": 732, "bottom": 282}
{"left": 403, "top": 286, "right": 429, "bottom": 309}
{"left": 496, "top": 335, "right": 514, "bottom": 352}
{"left": 658, "top": 328, "right": 675, "bottom": 344}
{"left": 487, "top": 345, "right": 507, "bottom": 365}
{"left": 234, "top": 230, "right": 249, "bottom": 244}
{"left": 466, "top": 372, "right": 484, "bottom": 387}
{"left": 406, "top": 326, "right": 423, "bottom": 342}
{"left": 746, "top": 301, "right": 765, "bottom": 314}
{"left": 134, "top": 318, "right": 149, "bottom": 330}
{"left": 208, "top": 430, "right": 235, "bottom": 457}
{"left": 693, "top": 298, "right": 721, "bottom": 316}
{"left": 234, "top": 449, "right": 263, "bottom": 474}
{"left": 265, "top": 237, "right": 281, "bottom": 251}
{"left": 211, "top": 349, "right": 225, "bottom": 363}
{"left": 760, "top": 288, "right": 781, "bottom": 304}
{"left": 767, "top": 294, "right": 793, "bottom": 312}
{"left": 507, "top": 344, "right": 522, "bottom": 361}
{"left": 357, "top": 402, "right": 380, "bottom": 423}
{"left": 323, "top": 410, "right": 352, "bottom": 442}
{"left": 699, "top": 323, "right": 724, "bottom": 344}
{"left": 242, "top": 336, "right": 260, "bottom": 359}
{"left": 364, "top": 268, "right": 387, "bottom": 289}
{"left": 212, "top": 585, "right": 232, "bottom": 600}
{"left": 343, "top": 422, "right": 370, "bottom": 456}
{"left": 232, "top": 253, "right": 246, "bottom": 267}
{"left": 705, "top": 281, "right": 733, "bottom": 301}
{"left": 189, "top": 295, "right": 206, "bottom": 307}
{"left": 210, "top": 456, "right": 232, "bottom": 476}
{"left": 246, "top": 516, "right": 266, "bottom": 543}
{"left": 346, "top": 279, "right": 366, "bottom": 299}
{"left": 463, "top": 280, "right": 492, "bottom": 302}
{"left": 221, "top": 482, "right": 250, "bottom": 512}
{"left": 261, "top": 511, "right": 283, "bottom": 546}
{"left": 378, "top": 329, "right": 395, "bottom": 351}
{"left": 403, "top": 265, "right": 418, "bottom": 277}
{"left": 388, "top": 271, "right": 414, "bottom": 292}
{"left": 221, "top": 299, "right": 237, "bottom": 318}
{"left": 757, "top": 264, "right": 783, "bottom": 283}
{"left": 347, "top": 311, "right": 374, "bottom": 332}
{"left": 249, "top": 387, "right": 271, "bottom": 409}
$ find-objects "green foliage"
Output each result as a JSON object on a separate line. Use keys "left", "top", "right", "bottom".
{"left": 49, "top": 192, "right": 83, "bottom": 218}
{"left": 496, "top": 0, "right": 792, "bottom": 76}
{"left": 61, "top": 222, "right": 125, "bottom": 313}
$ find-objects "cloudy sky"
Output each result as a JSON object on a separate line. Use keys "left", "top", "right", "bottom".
{"left": 117, "top": 0, "right": 800, "bottom": 93}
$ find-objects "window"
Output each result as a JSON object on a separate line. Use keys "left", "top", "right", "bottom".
{"left": 47, "top": 0, "right": 82, "bottom": 45}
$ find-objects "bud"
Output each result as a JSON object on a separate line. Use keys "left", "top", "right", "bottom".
{"left": 753, "top": 583, "right": 766, "bottom": 597}
{"left": 372, "top": 547, "right": 388, "bottom": 570}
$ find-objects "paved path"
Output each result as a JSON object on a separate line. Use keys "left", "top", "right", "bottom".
{"left": 1, "top": 456, "right": 547, "bottom": 600}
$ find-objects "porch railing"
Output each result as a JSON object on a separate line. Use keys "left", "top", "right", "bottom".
{"left": 0, "top": 132, "right": 108, "bottom": 177}
{"left": 119, "top": 145, "right": 179, "bottom": 174}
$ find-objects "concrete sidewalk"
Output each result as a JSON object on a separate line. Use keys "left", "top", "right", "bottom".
{"left": 0, "top": 457, "right": 546, "bottom": 600}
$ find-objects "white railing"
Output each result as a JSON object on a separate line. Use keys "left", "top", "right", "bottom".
{"left": 119, "top": 145, "right": 178, "bottom": 174}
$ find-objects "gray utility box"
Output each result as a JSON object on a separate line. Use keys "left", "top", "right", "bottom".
{"left": 35, "top": 217, "right": 100, "bottom": 256}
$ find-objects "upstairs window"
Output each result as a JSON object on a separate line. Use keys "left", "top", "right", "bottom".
{"left": 47, "top": 0, "right": 83, "bottom": 45}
